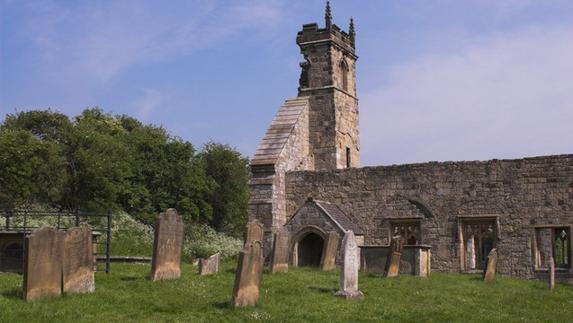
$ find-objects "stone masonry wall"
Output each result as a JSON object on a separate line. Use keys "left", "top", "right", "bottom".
{"left": 285, "top": 154, "right": 573, "bottom": 281}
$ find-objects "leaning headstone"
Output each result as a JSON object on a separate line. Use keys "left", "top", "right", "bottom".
{"left": 483, "top": 248, "right": 498, "bottom": 282}
{"left": 384, "top": 235, "right": 404, "bottom": 278}
{"left": 245, "top": 219, "right": 264, "bottom": 244}
{"left": 232, "top": 241, "right": 264, "bottom": 307}
{"left": 63, "top": 227, "right": 95, "bottom": 294}
{"left": 320, "top": 231, "right": 340, "bottom": 271}
{"left": 335, "top": 231, "right": 363, "bottom": 300}
{"left": 23, "top": 227, "right": 63, "bottom": 301}
{"left": 549, "top": 256, "right": 555, "bottom": 291}
{"left": 199, "top": 253, "right": 220, "bottom": 276}
{"left": 151, "top": 208, "right": 184, "bottom": 281}
{"left": 270, "top": 228, "right": 289, "bottom": 273}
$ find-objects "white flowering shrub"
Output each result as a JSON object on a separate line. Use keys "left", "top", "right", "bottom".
{"left": 184, "top": 224, "right": 243, "bottom": 260}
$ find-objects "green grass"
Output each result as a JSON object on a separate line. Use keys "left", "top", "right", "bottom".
{"left": 1, "top": 261, "right": 572, "bottom": 322}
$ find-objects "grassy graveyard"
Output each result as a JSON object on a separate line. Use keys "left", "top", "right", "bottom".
{"left": 0, "top": 260, "right": 572, "bottom": 322}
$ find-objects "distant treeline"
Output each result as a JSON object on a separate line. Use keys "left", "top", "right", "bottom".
{"left": 0, "top": 108, "right": 249, "bottom": 236}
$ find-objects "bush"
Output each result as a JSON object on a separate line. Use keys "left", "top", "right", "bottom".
{"left": 110, "top": 213, "right": 242, "bottom": 261}
{"left": 111, "top": 211, "right": 154, "bottom": 257}
{"left": 184, "top": 224, "right": 243, "bottom": 260}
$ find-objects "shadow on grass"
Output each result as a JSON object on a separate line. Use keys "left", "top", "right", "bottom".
{"left": 120, "top": 276, "right": 143, "bottom": 282}
{"left": 225, "top": 268, "right": 236, "bottom": 274}
{"left": 307, "top": 285, "right": 337, "bottom": 294}
{"left": 1, "top": 288, "right": 23, "bottom": 299}
{"left": 212, "top": 300, "right": 232, "bottom": 309}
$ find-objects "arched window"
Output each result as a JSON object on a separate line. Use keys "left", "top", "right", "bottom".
{"left": 340, "top": 60, "right": 349, "bottom": 91}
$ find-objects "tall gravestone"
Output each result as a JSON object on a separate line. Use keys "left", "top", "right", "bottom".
{"left": 23, "top": 227, "right": 63, "bottom": 301}
{"left": 335, "top": 231, "right": 363, "bottom": 300}
{"left": 232, "top": 220, "right": 264, "bottom": 307}
{"left": 385, "top": 235, "right": 404, "bottom": 278}
{"left": 320, "top": 231, "right": 340, "bottom": 271}
{"left": 151, "top": 208, "right": 184, "bottom": 281}
{"left": 483, "top": 248, "right": 498, "bottom": 282}
{"left": 63, "top": 227, "right": 95, "bottom": 294}
{"left": 271, "top": 228, "right": 289, "bottom": 273}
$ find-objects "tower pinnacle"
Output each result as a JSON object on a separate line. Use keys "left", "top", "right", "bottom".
{"left": 325, "top": 1, "right": 332, "bottom": 29}
{"left": 349, "top": 17, "right": 355, "bottom": 46}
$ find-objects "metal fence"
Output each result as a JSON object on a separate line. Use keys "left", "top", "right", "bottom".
{"left": 1, "top": 209, "right": 112, "bottom": 273}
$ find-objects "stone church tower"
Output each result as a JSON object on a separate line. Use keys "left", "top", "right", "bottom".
{"left": 249, "top": 2, "right": 359, "bottom": 253}
{"left": 297, "top": 1, "right": 360, "bottom": 170}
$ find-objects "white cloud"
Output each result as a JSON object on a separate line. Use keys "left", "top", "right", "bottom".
{"left": 361, "top": 24, "right": 573, "bottom": 166}
{"left": 18, "top": 0, "right": 285, "bottom": 82}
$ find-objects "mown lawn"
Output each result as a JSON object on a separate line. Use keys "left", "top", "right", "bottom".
{"left": 0, "top": 260, "right": 572, "bottom": 322}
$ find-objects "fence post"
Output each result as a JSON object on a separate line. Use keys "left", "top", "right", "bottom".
{"left": 75, "top": 208, "right": 80, "bottom": 227}
{"left": 5, "top": 209, "right": 11, "bottom": 230}
{"left": 106, "top": 210, "right": 112, "bottom": 274}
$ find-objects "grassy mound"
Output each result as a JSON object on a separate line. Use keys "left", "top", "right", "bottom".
{"left": 0, "top": 261, "right": 572, "bottom": 322}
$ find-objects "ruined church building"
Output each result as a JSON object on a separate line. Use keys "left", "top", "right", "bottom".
{"left": 249, "top": 3, "right": 572, "bottom": 282}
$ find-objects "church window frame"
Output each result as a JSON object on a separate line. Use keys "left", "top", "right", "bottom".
{"left": 340, "top": 59, "right": 349, "bottom": 92}
{"left": 457, "top": 215, "right": 500, "bottom": 273}
{"left": 389, "top": 219, "right": 422, "bottom": 246}
{"left": 532, "top": 225, "right": 571, "bottom": 271}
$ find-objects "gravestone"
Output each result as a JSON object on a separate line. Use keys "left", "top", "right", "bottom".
{"left": 199, "top": 253, "right": 220, "bottom": 276}
{"left": 385, "top": 235, "right": 404, "bottom": 278}
{"left": 23, "top": 227, "right": 63, "bottom": 301}
{"left": 151, "top": 208, "right": 184, "bottom": 281}
{"left": 270, "top": 228, "right": 289, "bottom": 273}
{"left": 232, "top": 241, "right": 264, "bottom": 307}
{"left": 549, "top": 256, "right": 555, "bottom": 290}
{"left": 63, "top": 227, "right": 95, "bottom": 294}
{"left": 245, "top": 219, "right": 264, "bottom": 244}
{"left": 320, "top": 231, "right": 340, "bottom": 271}
{"left": 483, "top": 248, "right": 498, "bottom": 282}
{"left": 335, "top": 231, "right": 363, "bottom": 300}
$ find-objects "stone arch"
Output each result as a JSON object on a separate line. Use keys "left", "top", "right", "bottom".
{"left": 290, "top": 225, "right": 327, "bottom": 267}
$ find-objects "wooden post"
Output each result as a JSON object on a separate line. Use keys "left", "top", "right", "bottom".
{"left": 549, "top": 256, "right": 555, "bottom": 291}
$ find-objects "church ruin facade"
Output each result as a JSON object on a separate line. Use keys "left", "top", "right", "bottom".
{"left": 248, "top": 3, "right": 572, "bottom": 283}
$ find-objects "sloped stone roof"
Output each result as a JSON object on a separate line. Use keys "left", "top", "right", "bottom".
{"left": 314, "top": 200, "right": 364, "bottom": 235}
{"left": 251, "top": 97, "right": 309, "bottom": 166}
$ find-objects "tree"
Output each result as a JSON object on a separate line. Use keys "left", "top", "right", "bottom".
{"left": 199, "top": 142, "right": 249, "bottom": 236}
{"left": 0, "top": 129, "right": 67, "bottom": 208}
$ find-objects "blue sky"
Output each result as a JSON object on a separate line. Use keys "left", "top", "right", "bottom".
{"left": 1, "top": 0, "right": 572, "bottom": 166}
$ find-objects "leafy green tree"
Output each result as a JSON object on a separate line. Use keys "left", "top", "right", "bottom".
{"left": 0, "top": 129, "right": 67, "bottom": 208}
{"left": 199, "top": 142, "right": 249, "bottom": 236}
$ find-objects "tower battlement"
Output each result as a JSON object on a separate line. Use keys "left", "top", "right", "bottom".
{"left": 296, "top": 22, "right": 356, "bottom": 55}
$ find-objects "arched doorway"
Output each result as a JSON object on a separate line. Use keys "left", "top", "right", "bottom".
{"left": 297, "top": 232, "right": 324, "bottom": 267}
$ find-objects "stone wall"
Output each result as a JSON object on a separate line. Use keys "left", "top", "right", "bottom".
{"left": 285, "top": 154, "right": 573, "bottom": 281}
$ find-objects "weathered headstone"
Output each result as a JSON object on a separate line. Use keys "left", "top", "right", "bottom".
{"left": 270, "top": 228, "right": 289, "bottom": 273}
{"left": 151, "top": 208, "right": 184, "bottom": 281}
{"left": 199, "top": 252, "right": 220, "bottom": 276}
{"left": 63, "top": 227, "right": 95, "bottom": 294}
{"left": 414, "top": 247, "right": 431, "bottom": 277}
{"left": 483, "top": 248, "right": 498, "bottom": 282}
{"left": 23, "top": 227, "right": 63, "bottom": 301}
{"left": 549, "top": 256, "right": 555, "bottom": 290}
{"left": 320, "top": 231, "right": 340, "bottom": 271}
{"left": 335, "top": 230, "right": 363, "bottom": 300}
{"left": 245, "top": 219, "right": 264, "bottom": 245}
{"left": 384, "top": 235, "right": 404, "bottom": 278}
{"left": 232, "top": 241, "right": 264, "bottom": 307}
